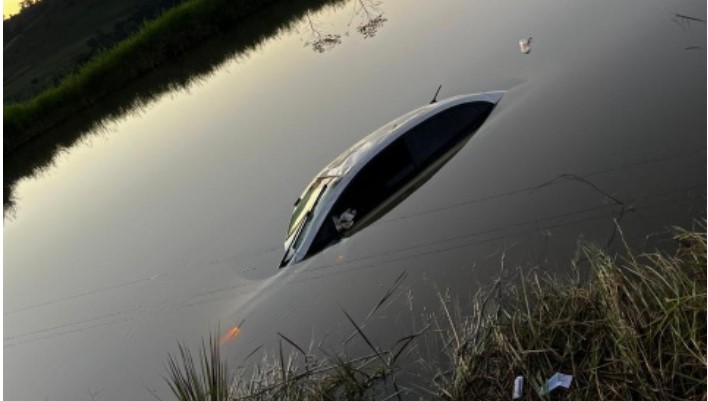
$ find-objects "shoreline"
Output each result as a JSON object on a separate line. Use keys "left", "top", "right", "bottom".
{"left": 165, "top": 226, "right": 707, "bottom": 400}
{"left": 3, "top": 0, "right": 345, "bottom": 210}
{"left": 3, "top": 0, "right": 342, "bottom": 155}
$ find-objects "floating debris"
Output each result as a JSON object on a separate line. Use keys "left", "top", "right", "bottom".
{"left": 538, "top": 372, "right": 573, "bottom": 396}
{"left": 519, "top": 37, "right": 532, "bottom": 54}
{"left": 219, "top": 319, "right": 245, "bottom": 344}
{"left": 512, "top": 375, "right": 524, "bottom": 399}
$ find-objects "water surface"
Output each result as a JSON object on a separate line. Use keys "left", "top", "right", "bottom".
{"left": 4, "top": 0, "right": 705, "bottom": 399}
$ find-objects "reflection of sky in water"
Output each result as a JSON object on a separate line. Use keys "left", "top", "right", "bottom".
{"left": 4, "top": 0, "right": 705, "bottom": 399}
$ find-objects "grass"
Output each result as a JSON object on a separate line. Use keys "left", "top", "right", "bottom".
{"left": 2, "top": 0, "right": 341, "bottom": 153}
{"left": 3, "top": 0, "right": 346, "bottom": 211}
{"left": 3, "top": 0, "right": 148, "bottom": 102}
{"left": 438, "top": 225, "right": 706, "bottom": 400}
{"left": 167, "top": 336, "right": 230, "bottom": 401}
{"left": 3, "top": 0, "right": 249, "bottom": 149}
{"left": 164, "top": 226, "right": 707, "bottom": 400}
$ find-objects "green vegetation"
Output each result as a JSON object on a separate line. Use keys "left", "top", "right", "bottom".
{"left": 165, "top": 226, "right": 707, "bottom": 400}
{"left": 3, "top": 0, "right": 157, "bottom": 101}
{"left": 2, "top": 0, "right": 340, "bottom": 153}
{"left": 3, "top": 0, "right": 343, "bottom": 213}
{"left": 3, "top": 0, "right": 254, "bottom": 150}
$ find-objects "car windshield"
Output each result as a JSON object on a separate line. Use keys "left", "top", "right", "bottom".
{"left": 287, "top": 176, "right": 336, "bottom": 237}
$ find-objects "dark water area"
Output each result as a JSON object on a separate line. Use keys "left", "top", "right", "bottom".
{"left": 4, "top": 0, "right": 705, "bottom": 399}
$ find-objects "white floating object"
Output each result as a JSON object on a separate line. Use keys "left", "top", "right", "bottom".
{"left": 512, "top": 375, "right": 524, "bottom": 399}
{"left": 519, "top": 37, "right": 532, "bottom": 54}
{"left": 539, "top": 372, "right": 573, "bottom": 396}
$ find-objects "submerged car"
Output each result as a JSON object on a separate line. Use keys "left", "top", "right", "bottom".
{"left": 280, "top": 91, "right": 505, "bottom": 267}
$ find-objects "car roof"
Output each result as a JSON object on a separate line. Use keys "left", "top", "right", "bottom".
{"left": 316, "top": 91, "right": 504, "bottom": 179}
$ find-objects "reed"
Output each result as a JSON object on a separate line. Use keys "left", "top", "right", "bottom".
{"left": 437, "top": 226, "right": 706, "bottom": 400}
{"left": 166, "top": 336, "right": 230, "bottom": 401}
{"left": 165, "top": 226, "right": 706, "bottom": 400}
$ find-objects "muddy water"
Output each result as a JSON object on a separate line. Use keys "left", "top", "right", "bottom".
{"left": 4, "top": 0, "right": 705, "bottom": 399}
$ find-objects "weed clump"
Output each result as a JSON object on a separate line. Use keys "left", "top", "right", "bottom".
{"left": 440, "top": 227, "right": 706, "bottom": 400}
{"left": 166, "top": 227, "right": 707, "bottom": 401}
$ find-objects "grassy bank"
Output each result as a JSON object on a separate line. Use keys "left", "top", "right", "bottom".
{"left": 3, "top": 0, "right": 343, "bottom": 214}
{"left": 2, "top": 0, "right": 332, "bottom": 153}
{"left": 3, "top": 0, "right": 345, "bottom": 211}
{"left": 3, "top": 0, "right": 164, "bottom": 102}
{"left": 165, "top": 226, "right": 706, "bottom": 400}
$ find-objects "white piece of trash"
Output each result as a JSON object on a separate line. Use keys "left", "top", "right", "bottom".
{"left": 519, "top": 37, "right": 532, "bottom": 54}
{"left": 539, "top": 372, "right": 573, "bottom": 396}
{"left": 512, "top": 375, "right": 524, "bottom": 399}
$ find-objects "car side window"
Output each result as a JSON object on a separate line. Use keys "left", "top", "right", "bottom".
{"left": 404, "top": 102, "right": 492, "bottom": 165}
{"left": 340, "top": 139, "right": 413, "bottom": 209}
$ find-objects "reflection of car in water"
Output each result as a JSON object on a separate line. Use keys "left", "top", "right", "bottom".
{"left": 280, "top": 91, "right": 505, "bottom": 268}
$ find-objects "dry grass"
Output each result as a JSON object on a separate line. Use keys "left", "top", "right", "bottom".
{"left": 165, "top": 226, "right": 707, "bottom": 400}
{"left": 438, "top": 226, "right": 706, "bottom": 400}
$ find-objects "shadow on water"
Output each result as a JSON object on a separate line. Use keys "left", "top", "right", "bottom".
{"left": 3, "top": 0, "right": 389, "bottom": 215}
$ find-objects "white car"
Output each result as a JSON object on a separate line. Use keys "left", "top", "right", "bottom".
{"left": 280, "top": 91, "right": 505, "bottom": 267}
